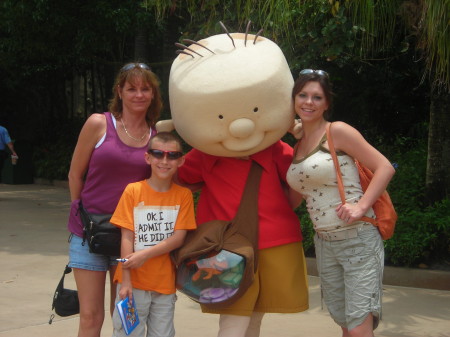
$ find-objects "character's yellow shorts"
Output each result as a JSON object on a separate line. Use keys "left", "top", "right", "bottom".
{"left": 201, "top": 242, "right": 309, "bottom": 316}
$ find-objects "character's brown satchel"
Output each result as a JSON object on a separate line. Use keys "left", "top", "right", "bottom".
{"left": 172, "top": 161, "right": 262, "bottom": 309}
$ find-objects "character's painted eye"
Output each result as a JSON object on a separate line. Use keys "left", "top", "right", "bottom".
{"left": 218, "top": 115, "right": 224, "bottom": 119}
{"left": 253, "top": 107, "right": 258, "bottom": 112}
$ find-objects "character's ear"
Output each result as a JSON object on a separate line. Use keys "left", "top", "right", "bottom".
{"left": 156, "top": 120, "right": 175, "bottom": 132}
{"left": 289, "top": 119, "right": 304, "bottom": 140}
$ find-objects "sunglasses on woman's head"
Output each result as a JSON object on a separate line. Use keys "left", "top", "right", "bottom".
{"left": 299, "top": 69, "right": 329, "bottom": 78}
{"left": 120, "top": 63, "right": 151, "bottom": 73}
{"left": 147, "top": 149, "right": 183, "bottom": 160}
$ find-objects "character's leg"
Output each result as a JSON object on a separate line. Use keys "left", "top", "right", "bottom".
{"left": 218, "top": 314, "right": 251, "bottom": 337}
{"left": 245, "top": 312, "right": 265, "bottom": 337}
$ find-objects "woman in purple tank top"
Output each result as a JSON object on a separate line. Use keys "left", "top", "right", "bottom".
{"left": 67, "top": 63, "right": 162, "bottom": 337}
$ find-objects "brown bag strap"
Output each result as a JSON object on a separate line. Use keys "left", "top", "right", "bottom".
{"left": 229, "top": 161, "right": 262, "bottom": 270}
{"left": 325, "top": 123, "right": 347, "bottom": 204}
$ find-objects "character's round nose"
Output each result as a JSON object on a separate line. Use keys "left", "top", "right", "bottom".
{"left": 229, "top": 118, "right": 255, "bottom": 138}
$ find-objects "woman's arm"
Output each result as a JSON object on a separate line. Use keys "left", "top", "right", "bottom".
{"left": 330, "top": 122, "right": 395, "bottom": 223}
{"left": 67, "top": 114, "right": 107, "bottom": 201}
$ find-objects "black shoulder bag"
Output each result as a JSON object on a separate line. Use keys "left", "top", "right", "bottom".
{"left": 79, "top": 201, "right": 121, "bottom": 256}
{"left": 49, "top": 265, "right": 79, "bottom": 324}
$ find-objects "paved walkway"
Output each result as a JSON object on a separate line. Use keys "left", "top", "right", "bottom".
{"left": 0, "top": 183, "right": 449, "bottom": 337}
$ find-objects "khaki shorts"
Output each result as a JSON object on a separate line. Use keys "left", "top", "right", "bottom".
{"left": 112, "top": 286, "right": 177, "bottom": 337}
{"left": 314, "top": 225, "right": 384, "bottom": 331}
{"left": 202, "top": 242, "right": 309, "bottom": 316}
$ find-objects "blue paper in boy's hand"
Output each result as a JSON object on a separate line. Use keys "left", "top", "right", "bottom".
{"left": 116, "top": 296, "right": 140, "bottom": 335}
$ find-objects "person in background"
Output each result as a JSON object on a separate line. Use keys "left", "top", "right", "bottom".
{"left": 287, "top": 69, "right": 395, "bottom": 337}
{"left": 67, "top": 62, "right": 162, "bottom": 337}
{"left": 111, "top": 132, "right": 196, "bottom": 337}
{"left": 0, "top": 125, "right": 18, "bottom": 178}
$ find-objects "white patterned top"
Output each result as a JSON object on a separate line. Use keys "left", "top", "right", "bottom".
{"left": 287, "top": 136, "right": 375, "bottom": 232}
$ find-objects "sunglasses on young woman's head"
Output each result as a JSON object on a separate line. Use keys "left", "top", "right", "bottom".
{"left": 147, "top": 149, "right": 183, "bottom": 160}
{"left": 299, "top": 69, "right": 329, "bottom": 78}
{"left": 120, "top": 63, "right": 151, "bottom": 73}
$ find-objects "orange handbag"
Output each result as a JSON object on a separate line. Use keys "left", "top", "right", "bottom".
{"left": 326, "top": 123, "right": 397, "bottom": 240}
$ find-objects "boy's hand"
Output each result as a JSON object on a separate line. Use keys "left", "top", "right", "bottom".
{"left": 119, "top": 282, "right": 133, "bottom": 301}
{"left": 123, "top": 249, "right": 149, "bottom": 269}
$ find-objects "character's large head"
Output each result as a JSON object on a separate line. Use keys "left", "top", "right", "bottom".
{"left": 168, "top": 29, "right": 294, "bottom": 157}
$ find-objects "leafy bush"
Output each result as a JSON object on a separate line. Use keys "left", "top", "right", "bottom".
{"left": 33, "top": 141, "right": 74, "bottom": 181}
{"left": 33, "top": 119, "right": 81, "bottom": 181}
{"left": 382, "top": 135, "right": 449, "bottom": 267}
{"left": 385, "top": 199, "right": 450, "bottom": 267}
{"left": 295, "top": 204, "right": 315, "bottom": 256}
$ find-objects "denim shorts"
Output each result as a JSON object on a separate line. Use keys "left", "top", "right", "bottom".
{"left": 314, "top": 225, "right": 384, "bottom": 331}
{"left": 68, "top": 234, "right": 118, "bottom": 272}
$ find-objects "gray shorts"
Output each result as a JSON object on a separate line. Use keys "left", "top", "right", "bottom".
{"left": 112, "top": 285, "right": 177, "bottom": 337}
{"left": 314, "top": 225, "right": 384, "bottom": 331}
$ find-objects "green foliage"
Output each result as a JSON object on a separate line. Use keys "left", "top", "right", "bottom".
{"left": 385, "top": 199, "right": 450, "bottom": 267}
{"left": 381, "top": 136, "right": 450, "bottom": 267}
{"left": 295, "top": 204, "right": 315, "bottom": 257}
{"left": 420, "top": 0, "right": 450, "bottom": 90}
{"left": 275, "top": 0, "right": 371, "bottom": 71}
{"left": 380, "top": 135, "right": 428, "bottom": 211}
{"left": 33, "top": 142, "right": 73, "bottom": 181}
{"left": 32, "top": 119, "right": 83, "bottom": 181}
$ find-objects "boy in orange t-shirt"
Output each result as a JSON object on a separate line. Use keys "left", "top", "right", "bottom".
{"left": 111, "top": 132, "right": 197, "bottom": 337}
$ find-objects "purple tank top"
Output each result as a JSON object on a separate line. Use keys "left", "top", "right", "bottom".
{"left": 67, "top": 112, "right": 153, "bottom": 236}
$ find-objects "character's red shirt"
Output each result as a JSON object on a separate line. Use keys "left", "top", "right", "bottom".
{"left": 178, "top": 141, "right": 303, "bottom": 249}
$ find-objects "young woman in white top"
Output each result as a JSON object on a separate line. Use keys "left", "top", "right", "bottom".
{"left": 287, "top": 69, "right": 395, "bottom": 337}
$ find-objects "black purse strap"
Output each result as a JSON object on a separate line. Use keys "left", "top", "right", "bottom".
{"left": 229, "top": 161, "right": 263, "bottom": 270}
{"left": 49, "top": 265, "right": 73, "bottom": 324}
{"left": 52, "top": 265, "right": 72, "bottom": 310}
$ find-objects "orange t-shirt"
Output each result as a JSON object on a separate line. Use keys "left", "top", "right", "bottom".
{"left": 111, "top": 180, "right": 197, "bottom": 294}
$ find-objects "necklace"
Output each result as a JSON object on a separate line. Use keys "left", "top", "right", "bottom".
{"left": 121, "top": 120, "right": 148, "bottom": 142}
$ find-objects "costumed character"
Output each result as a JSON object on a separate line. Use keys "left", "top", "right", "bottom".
{"left": 157, "top": 22, "right": 309, "bottom": 337}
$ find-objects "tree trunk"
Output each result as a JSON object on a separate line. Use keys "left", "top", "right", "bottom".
{"left": 425, "top": 88, "right": 450, "bottom": 204}
{"left": 134, "top": 27, "right": 149, "bottom": 63}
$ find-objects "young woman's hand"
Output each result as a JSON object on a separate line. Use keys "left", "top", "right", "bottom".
{"left": 335, "top": 202, "right": 367, "bottom": 224}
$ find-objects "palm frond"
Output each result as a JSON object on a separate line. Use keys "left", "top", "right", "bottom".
{"left": 421, "top": 0, "right": 450, "bottom": 91}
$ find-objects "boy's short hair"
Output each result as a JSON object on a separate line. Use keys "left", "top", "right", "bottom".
{"left": 148, "top": 132, "right": 183, "bottom": 152}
